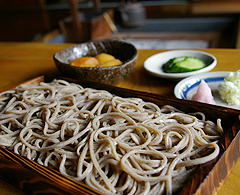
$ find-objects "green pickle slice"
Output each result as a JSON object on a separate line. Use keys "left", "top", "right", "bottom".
{"left": 162, "top": 56, "right": 206, "bottom": 73}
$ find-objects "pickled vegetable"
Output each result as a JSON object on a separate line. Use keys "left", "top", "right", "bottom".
{"left": 95, "top": 53, "right": 116, "bottom": 64}
{"left": 70, "top": 57, "right": 99, "bottom": 67}
{"left": 69, "top": 53, "right": 123, "bottom": 68}
{"left": 162, "top": 56, "right": 206, "bottom": 73}
{"left": 98, "top": 59, "right": 123, "bottom": 67}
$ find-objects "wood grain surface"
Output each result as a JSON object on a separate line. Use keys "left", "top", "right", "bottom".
{"left": 0, "top": 42, "right": 240, "bottom": 194}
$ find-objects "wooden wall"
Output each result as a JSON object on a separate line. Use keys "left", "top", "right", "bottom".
{"left": 0, "top": 0, "right": 240, "bottom": 47}
{"left": 0, "top": 0, "right": 69, "bottom": 41}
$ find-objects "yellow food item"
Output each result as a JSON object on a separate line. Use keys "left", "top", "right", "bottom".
{"left": 69, "top": 53, "right": 123, "bottom": 68}
{"left": 95, "top": 53, "right": 116, "bottom": 64}
{"left": 70, "top": 57, "right": 99, "bottom": 67}
{"left": 98, "top": 59, "right": 123, "bottom": 67}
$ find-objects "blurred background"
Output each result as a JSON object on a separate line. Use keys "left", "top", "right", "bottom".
{"left": 1, "top": 0, "right": 240, "bottom": 49}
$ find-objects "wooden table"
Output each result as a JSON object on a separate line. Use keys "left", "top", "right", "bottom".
{"left": 0, "top": 42, "right": 240, "bottom": 194}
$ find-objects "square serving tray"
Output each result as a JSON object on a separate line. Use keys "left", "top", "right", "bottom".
{"left": 0, "top": 75, "right": 240, "bottom": 195}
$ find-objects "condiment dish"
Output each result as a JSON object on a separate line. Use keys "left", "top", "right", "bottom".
{"left": 53, "top": 40, "right": 138, "bottom": 85}
{"left": 174, "top": 71, "right": 240, "bottom": 109}
{"left": 144, "top": 50, "right": 217, "bottom": 79}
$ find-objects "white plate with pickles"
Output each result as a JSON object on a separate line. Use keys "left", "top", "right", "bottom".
{"left": 144, "top": 50, "right": 217, "bottom": 79}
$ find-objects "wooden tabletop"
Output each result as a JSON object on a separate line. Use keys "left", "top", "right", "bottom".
{"left": 0, "top": 42, "right": 240, "bottom": 194}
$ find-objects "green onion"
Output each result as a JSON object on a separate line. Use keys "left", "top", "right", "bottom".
{"left": 218, "top": 70, "right": 240, "bottom": 105}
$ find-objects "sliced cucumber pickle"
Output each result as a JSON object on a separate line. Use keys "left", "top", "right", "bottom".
{"left": 162, "top": 56, "right": 206, "bottom": 73}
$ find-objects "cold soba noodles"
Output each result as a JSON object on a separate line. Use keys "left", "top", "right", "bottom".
{"left": 0, "top": 80, "right": 223, "bottom": 195}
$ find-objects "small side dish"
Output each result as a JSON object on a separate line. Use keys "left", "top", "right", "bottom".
{"left": 144, "top": 50, "right": 217, "bottom": 79}
{"left": 53, "top": 40, "right": 138, "bottom": 85}
{"left": 174, "top": 71, "right": 240, "bottom": 110}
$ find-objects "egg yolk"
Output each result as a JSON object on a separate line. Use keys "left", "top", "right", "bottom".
{"left": 70, "top": 57, "right": 99, "bottom": 67}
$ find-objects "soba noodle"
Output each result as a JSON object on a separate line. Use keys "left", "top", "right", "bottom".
{"left": 0, "top": 80, "right": 223, "bottom": 195}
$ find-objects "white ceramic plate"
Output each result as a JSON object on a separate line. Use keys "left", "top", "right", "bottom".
{"left": 144, "top": 50, "right": 217, "bottom": 79}
{"left": 174, "top": 71, "right": 240, "bottom": 109}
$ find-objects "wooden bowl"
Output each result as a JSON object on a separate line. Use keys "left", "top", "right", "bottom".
{"left": 53, "top": 40, "right": 138, "bottom": 85}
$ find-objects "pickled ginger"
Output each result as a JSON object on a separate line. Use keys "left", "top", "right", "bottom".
{"left": 192, "top": 79, "right": 216, "bottom": 105}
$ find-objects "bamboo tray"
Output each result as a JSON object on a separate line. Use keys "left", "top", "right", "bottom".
{"left": 0, "top": 75, "right": 240, "bottom": 195}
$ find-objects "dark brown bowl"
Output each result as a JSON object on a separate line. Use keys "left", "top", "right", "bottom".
{"left": 53, "top": 40, "right": 138, "bottom": 85}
